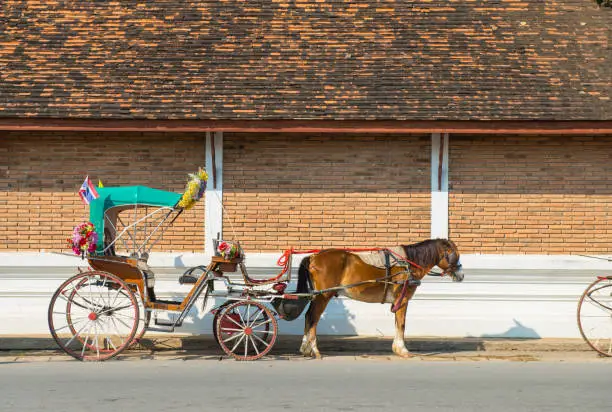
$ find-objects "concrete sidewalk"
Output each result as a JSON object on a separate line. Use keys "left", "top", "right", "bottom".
{"left": 0, "top": 335, "right": 603, "bottom": 363}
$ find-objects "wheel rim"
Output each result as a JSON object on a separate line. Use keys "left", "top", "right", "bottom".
{"left": 578, "top": 277, "right": 612, "bottom": 357}
{"left": 129, "top": 293, "right": 149, "bottom": 348}
{"left": 49, "top": 271, "right": 139, "bottom": 361}
{"left": 215, "top": 300, "right": 278, "bottom": 361}
{"left": 212, "top": 301, "right": 232, "bottom": 346}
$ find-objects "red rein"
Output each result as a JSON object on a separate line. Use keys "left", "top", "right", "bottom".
{"left": 245, "top": 247, "right": 424, "bottom": 285}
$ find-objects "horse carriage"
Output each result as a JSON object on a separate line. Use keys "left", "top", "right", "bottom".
{"left": 577, "top": 275, "right": 612, "bottom": 357}
{"left": 49, "top": 177, "right": 465, "bottom": 361}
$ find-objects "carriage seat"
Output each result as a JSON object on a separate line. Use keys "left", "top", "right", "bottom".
{"left": 354, "top": 247, "right": 407, "bottom": 269}
{"left": 178, "top": 265, "right": 208, "bottom": 285}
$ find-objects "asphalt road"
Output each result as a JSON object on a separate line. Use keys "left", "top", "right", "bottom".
{"left": 2, "top": 358, "right": 611, "bottom": 411}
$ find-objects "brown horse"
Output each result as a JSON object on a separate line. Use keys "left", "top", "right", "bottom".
{"left": 296, "top": 238, "right": 463, "bottom": 358}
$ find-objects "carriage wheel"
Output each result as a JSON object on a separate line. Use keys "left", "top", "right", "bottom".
{"left": 48, "top": 271, "right": 139, "bottom": 361}
{"left": 212, "top": 301, "right": 232, "bottom": 347}
{"left": 68, "top": 280, "right": 148, "bottom": 349}
{"left": 577, "top": 277, "right": 612, "bottom": 357}
{"left": 129, "top": 293, "right": 150, "bottom": 348}
{"left": 215, "top": 300, "right": 278, "bottom": 361}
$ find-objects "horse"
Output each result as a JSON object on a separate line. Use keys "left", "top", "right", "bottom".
{"left": 296, "top": 238, "right": 464, "bottom": 358}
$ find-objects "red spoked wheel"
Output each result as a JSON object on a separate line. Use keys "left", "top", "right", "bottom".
{"left": 215, "top": 300, "right": 278, "bottom": 361}
{"left": 129, "top": 295, "right": 150, "bottom": 348}
{"left": 212, "top": 301, "right": 232, "bottom": 347}
{"left": 578, "top": 277, "right": 612, "bottom": 357}
{"left": 48, "top": 271, "right": 139, "bottom": 361}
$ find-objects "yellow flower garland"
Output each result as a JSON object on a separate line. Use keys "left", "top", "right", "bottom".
{"left": 178, "top": 167, "right": 208, "bottom": 209}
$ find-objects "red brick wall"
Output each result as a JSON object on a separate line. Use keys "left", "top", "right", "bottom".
{"left": 223, "top": 133, "right": 431, "bottom": 252}
{"left": 449, "top": 134, "right": 612, "bottom": 253}
{"left": 0, "top": 131, "right": 205, "bottom": 252}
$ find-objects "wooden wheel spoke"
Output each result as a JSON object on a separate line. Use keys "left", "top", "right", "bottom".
{"left": 219, "top": 327, "right": 244, "bottom": 333}
{"left": 251, "top": 332, "right": 270, "bottom": 347}
{"left": 79, "top": 323, "right": 94, "bottom": 358}
{"left": 249, "top": 336, "right": 260, "bottom": 355}
{"left": 222, "top": 332, "right": 244, "bottom": 344}
{"left": 97, "top": 307, "right": 136, "bottom": 318}
{"left": 113, "top": 315, "right": 135, "bottom": 331}
{"left": 64, "top": 320, "right": 93, "bottom": 349}
{"left": 109, "top": 317, "right": 126, "bottom": 347}
{"left": 585, "top": 296, "right": 612, "bottom": 314}
{"left": 247, "top": 308, "right": 265, "bottom": 327}
{"left": 251, "top": 318, "right": 273, "bottom": 329}
{"left": 55, "top": 316, "right": 88, "bottom": 332}
{"left": 225, "top": 312, "right": 246, "bottom": 329}
{"left": 230, "top": 333, "right": 247, "bottom": 353}
{"left": 93, "top": 322, "right": 101, "bottom": 358}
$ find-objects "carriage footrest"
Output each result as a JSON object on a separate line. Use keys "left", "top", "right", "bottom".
{"left": 179, "top": 274, "right": 199, "bottom": 284}
{"left": 154, "top": 318, "right": 182, "bottom": 328}
{"left": 147, "top": 326, "right": 176, "bottom": 333}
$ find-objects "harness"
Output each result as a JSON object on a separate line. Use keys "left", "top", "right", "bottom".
{"left": 307, "top": 249, "right": 421, "bottom": 313}
{"left": 381, "top": 249, "right": 422, "bottom": 313}
{"left": 278, "top": 247, "right": 457, "bottom": 314}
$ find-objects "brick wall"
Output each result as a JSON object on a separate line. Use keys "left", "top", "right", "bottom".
{"left": 449, "top": 135, "right": 612, "bottom": 254}
{"left": 0, "top": 131, "right": 205, "bottom": 252}
{"left": 7, "top": 131, "right": 609, "bottom": 256}
{"left": 223, "top": 133, "right": 431, "bottom": 252}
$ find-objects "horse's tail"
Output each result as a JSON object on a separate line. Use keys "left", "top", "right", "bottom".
{"left": 297, "top": 255, "right": 313, "bottom": 293}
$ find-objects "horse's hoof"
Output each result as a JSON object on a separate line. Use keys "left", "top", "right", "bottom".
{"left": 394, "top": 350, "right": 414, "bottom": 358}
{"left": 300, "top": 344, "right": 312, "bottom": 357}
{"left": 300, "top": 347, "right": 313, "bottom": 357}
{"left": 392, "top": 344, "right": 413, "bottom": 358}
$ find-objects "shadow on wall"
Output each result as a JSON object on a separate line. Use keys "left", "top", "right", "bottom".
{"left": 478, "top": 319, "right": 541, "bottom": 339}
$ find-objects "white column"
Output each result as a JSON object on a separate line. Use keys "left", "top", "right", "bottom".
{"left": 205, "top": 131, "right": 223, "bottom": 255}
{"left": 431, "top": 132, "right": 449, "bottom": 239}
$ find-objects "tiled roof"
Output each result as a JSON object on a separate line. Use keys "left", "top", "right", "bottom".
{"left": 0, "top": 1, "right": 610, "bottom": 121}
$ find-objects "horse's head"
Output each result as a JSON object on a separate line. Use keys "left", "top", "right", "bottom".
{"left": 437, "top": 239, "right": 464, "bottom": 282}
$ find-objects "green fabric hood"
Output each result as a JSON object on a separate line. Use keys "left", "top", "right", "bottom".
{"left": 89, "top": 186, "right": 182, "bottom": 254}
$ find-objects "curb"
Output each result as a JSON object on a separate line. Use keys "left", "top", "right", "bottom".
{"left": 0, "top": 335, "right": 592, "bottom": 354}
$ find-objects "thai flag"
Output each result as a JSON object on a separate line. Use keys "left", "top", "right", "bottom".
{"left": 78, "top": 176, "right": 99, "bottom": 205}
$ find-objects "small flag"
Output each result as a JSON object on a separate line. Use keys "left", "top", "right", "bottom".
{"left": 98, "top": 180, "right": 104, "bottom": 188}
{"left": 78, "top": 176, "right": 99, "bottom": 205}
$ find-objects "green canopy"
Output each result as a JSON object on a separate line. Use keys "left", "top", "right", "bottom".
{"left": 89, "top": 186, "right": 182, "bottom": 254}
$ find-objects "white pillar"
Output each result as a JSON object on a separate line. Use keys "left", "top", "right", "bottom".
{"left": 205, "top": 131, "right": 223, "bottom": 255}
{"left": 431, "top": 132, "right": 449, "bottom": 239}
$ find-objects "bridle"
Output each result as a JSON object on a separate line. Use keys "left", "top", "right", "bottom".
{"left": 440, "top": 248, "right": 462, "bottom": 278}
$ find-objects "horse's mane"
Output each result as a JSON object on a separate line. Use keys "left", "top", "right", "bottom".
{"left": 401, "top": 238, "right": 456, "bottom": 266}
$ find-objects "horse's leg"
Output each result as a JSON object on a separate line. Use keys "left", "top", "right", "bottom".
{"left": 392, "top": 287, "right": 418, "bottom": 358}
{"left": 300, "top": 293, "right": 334, "bottom": 359}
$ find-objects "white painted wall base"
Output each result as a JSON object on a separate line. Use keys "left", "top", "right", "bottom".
{"left": 2, "top": 252, "right": 611, "bottom": 338}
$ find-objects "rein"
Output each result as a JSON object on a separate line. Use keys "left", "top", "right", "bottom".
{"left": 243, "top": 246, "right": 443, "bottom": 293}
{"left": 291, "top": 269, "right": 417, "bottom": 297}
{"left": 280, "top": 247, "right": 425, "bottom": 270}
